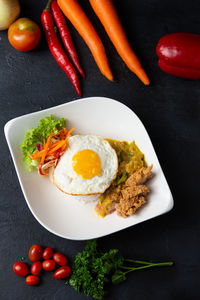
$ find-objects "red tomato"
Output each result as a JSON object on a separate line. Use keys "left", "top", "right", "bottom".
{"left": 8, "top": 18, "right": 41, "bottom": 52}
{"left": 53, "top": 253, "right": 68, "bottom": 266}
{"left": 26, "top": 275, "right": 40, "bottom": 286}
{"left": 42, "top": 260, "right": 55, "bottom": 271}
{"left": 43, "top": 248, "right": 54, "bottom": 260}
{"left": 13, "top": 262, "right": 28, "bottom": 277}
{"left": 29, "top": 244, "right": 43, "bottom": 262}
{"left": 31, "top": 261, "right": 42, "bottom": 276}
{"left": 53, "top": 266, "right": 71, "bottom": 279}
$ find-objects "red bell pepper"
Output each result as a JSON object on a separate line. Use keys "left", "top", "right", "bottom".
{"left": 156, "top": 32, "right": 200, "bottom": 79}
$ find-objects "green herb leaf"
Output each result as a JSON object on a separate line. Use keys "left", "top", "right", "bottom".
{"left": 69, "top": 240, "right": 173, "bottom": 299}
{"left": 69, "top": 240, "right": 124, "bottom": 299}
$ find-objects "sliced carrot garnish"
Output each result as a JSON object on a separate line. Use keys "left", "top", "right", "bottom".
{"left": 41, "top": 131, "right": 53, "bottom": 164}
{"left": 48, "top": 141, "right": 66, "bottom": 155}
{"left": 30, "top": 150, "right": 45, "bottom": 160}
{"left": 63, "top": 128, "right": 68, "bottom": 135}
{"left": 65, "top": 127, "right": 74, "bottom": 141}
{"left": 48, "top": 127, "right": 74, "bottom": 155}
{"left": 29, "top": 127, "right": 74, "bottom": 162}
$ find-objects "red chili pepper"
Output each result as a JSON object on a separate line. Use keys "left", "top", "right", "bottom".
{"left": 51, "top": 0, "right": 85, "bottom": 78}
{"left": 156, "top": 32, "right": 200, "bottom": 79}
{"left": 41, "top": 0, "right": 82, "bottom": 96}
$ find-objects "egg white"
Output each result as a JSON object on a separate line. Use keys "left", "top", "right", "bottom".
{"left": 53, "top": 135, "right": 118, "bottom": 195}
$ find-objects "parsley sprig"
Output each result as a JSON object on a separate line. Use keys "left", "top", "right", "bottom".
{"left": 69, "top": 240, "right": 173, "bottom": 299}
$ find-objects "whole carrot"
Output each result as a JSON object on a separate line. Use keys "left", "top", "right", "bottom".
{"left": 41, "top": 0, "right": 81, "bottom": 96}
{"left": 57, "top": 0, "right": 113, "bottom": 81}
{"left": 51, "top": 0, "right": 85, "bottom": 78}
{"left": 89, "top": 0, "right": 150, "bottom": 85}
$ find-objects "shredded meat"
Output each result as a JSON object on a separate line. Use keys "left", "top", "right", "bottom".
{"left": 95, "top": 165, "right": 153, "bottom": 218}
{"left": 115, "top": 165, "right": 153, "bottom": 217}
{"left": 116, "top": 196, "right": 146, "bottom": 217}
{"left": 125, "top": 165, "right": 153, "bottom": 186}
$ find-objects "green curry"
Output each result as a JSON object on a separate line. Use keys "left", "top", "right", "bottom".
{"left": 96, "top": 139, "right": 146, "bottom": 217}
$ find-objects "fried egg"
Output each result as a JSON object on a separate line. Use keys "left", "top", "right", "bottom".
{"left": 53, "top": 135, "right": 118, "bottom": 195}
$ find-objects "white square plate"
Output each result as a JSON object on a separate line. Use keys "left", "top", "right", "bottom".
{"left": 4, "top": 97, "right": 173, "bottom": 240}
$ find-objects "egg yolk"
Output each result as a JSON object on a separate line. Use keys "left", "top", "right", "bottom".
{"left": 72, "top": 149, "right": 101, "bottom": 179}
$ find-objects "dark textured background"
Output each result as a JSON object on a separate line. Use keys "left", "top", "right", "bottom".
{"left": 1, "top": 0, "right": 200, "bottom": 299}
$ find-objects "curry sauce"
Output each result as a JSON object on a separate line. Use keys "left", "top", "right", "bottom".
{"left": 96, "top": 139, "right": 147, "bottom": 217}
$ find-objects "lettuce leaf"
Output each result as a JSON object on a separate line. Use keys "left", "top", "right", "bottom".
{"left": 20, "top": 115, "right": 66, "bottom": 171}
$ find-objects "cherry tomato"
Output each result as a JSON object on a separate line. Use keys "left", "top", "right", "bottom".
{"left": 53, "top": 266, "right": 71, "bottom": 279}
{"left": 43, "top": 247, "right": 54, "bottom": 260}
{"left": 8, "top": 18, "right": 41, "bottom": 52}
{"left": 26, "top": 275, "right": 40, "bottom": 286}
{"left": 42, "top": 260, "right": 55, "bottom": 271}
{"left": 53, "top": 253, "right": 68, "bottom": 266}
{"left": 13, "top": 262, "right": 28, "bottom": 277}
{"left": 31, "top": 261, "right": 42, "bottom": 276}
{"left": 29, "top": 244, "right": 43, "bottom": 262}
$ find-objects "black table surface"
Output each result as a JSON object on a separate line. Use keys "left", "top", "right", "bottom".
{"left": 1, "top": 0, "right": 200, "bottom": 299}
